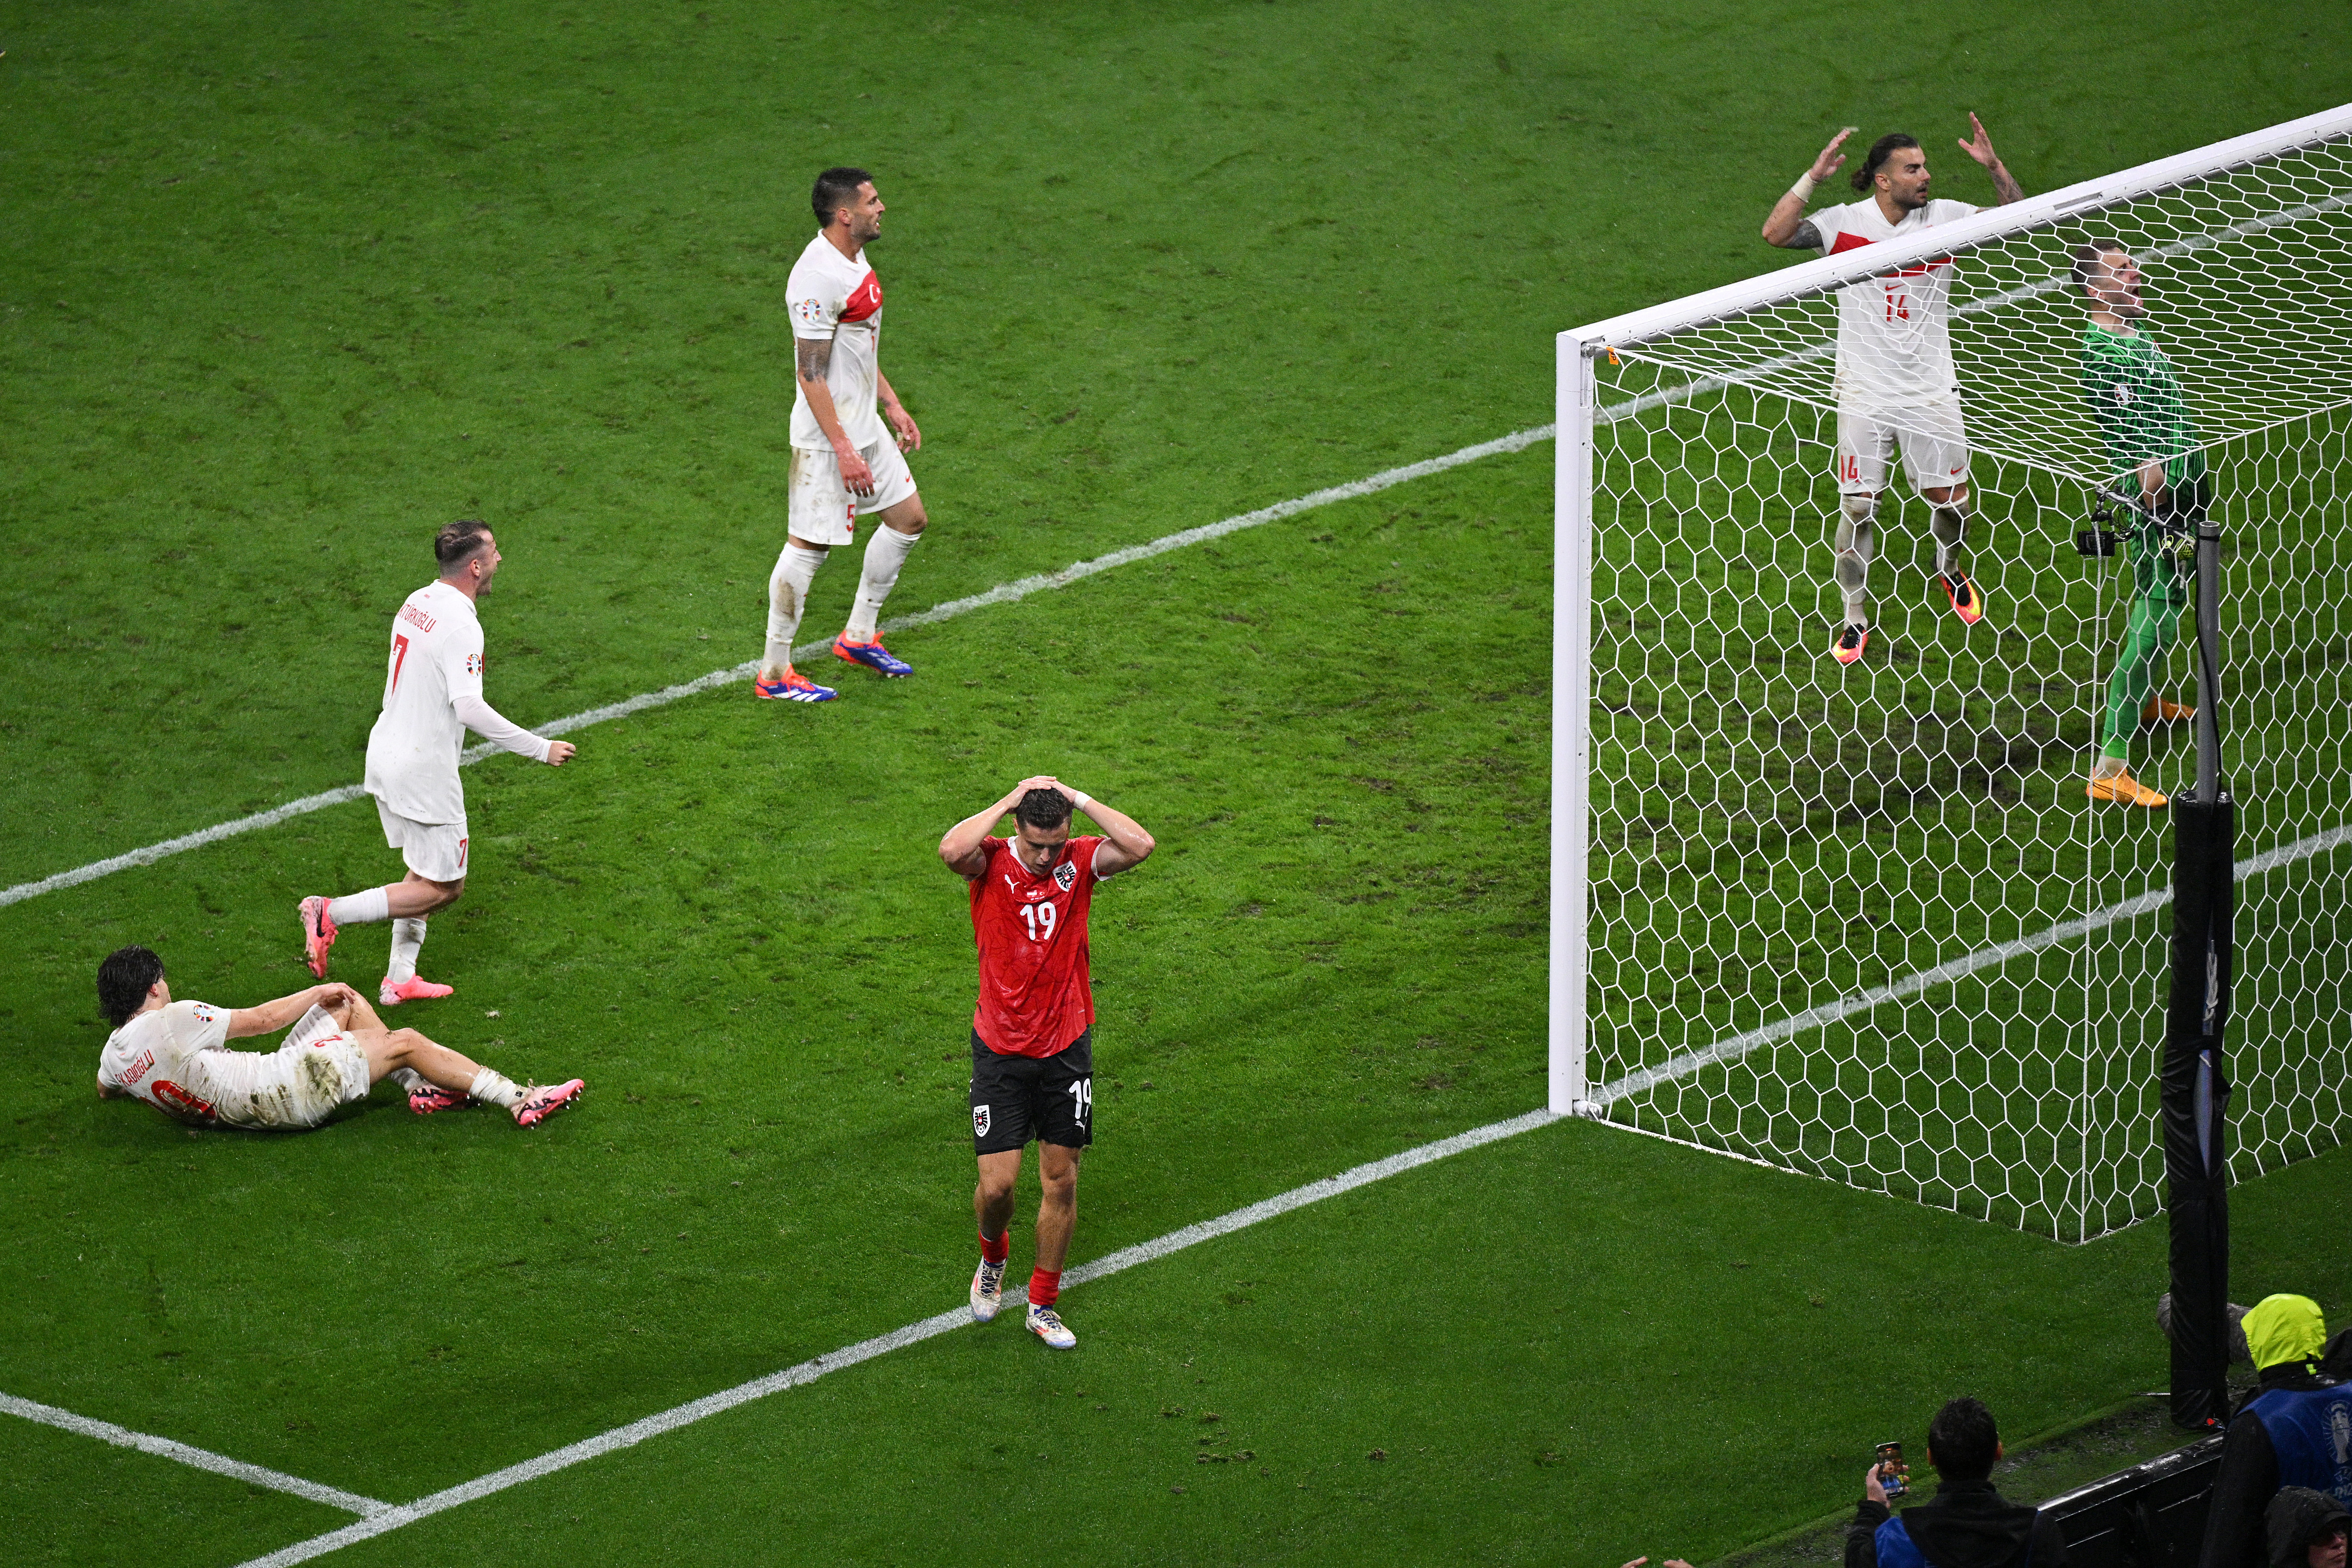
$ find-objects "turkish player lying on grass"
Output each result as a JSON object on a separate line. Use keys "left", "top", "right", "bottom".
{"left": 93, "top": 945, "right": 582, "bottom": 1130}
{"left": 940, "top": 777, "right": 1156, "bottom": 1351}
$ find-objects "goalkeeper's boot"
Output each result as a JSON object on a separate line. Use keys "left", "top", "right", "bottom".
{"left": 754, "top": 667, "right": 837, "bottom": 703}
{"left": 1938, "top": 571, "right": 1986, "bottom": 626}
{"left": 513, "top": 1079, "right": 584, "bottom": 1128}
{"left": 409, "top": 1084, "right": 470, "bottom": 1115}
{"left": 2087, "top": 768, "right": 2167, "bottom": 808}
{"left": 970, "top": 1257, "right": 1007, "bottom": 1323}
{"left": 2144, "top": 694, "right": 2195, "bottom": 723}
{"left": 298, "top": 896, "right": 338, "bottom": 979}
{"left": 1026, "top": 1303, "right": 1077, "bottom": 1350}
{"left": 833, "top": 634, "right": 914, "bottom": 678}
{"left": 380, "top": 975, "right": 454, "bottom": 1007}
{"left": 1832, "top": 622, "right": 1871, "bottom": 666}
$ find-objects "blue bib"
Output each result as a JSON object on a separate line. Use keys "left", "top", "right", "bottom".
{"left": 1873, "top": 1514, "right": 2034, "bottom": 1568}
{"left": 2249, "top": 1384, "right": 2352, "bottom": 1508}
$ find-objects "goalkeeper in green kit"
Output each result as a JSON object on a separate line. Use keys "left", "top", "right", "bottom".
{"left": 2075, "top": 240, "right": 2203, "bottom": 808}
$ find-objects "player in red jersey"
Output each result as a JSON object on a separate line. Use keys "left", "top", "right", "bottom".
{"left": 940, "top": 776, "right": 1156, "bottom": 1350}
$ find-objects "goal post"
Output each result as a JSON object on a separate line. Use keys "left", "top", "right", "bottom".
{"left": 1549, "top": 103, "right": 2352, "bottom": 1242}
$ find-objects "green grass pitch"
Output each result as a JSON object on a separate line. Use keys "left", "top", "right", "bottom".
{"left": 6, "top": 1, "right": 2352, "bottom": 1563}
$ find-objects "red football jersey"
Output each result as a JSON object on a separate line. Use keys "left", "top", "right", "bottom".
{"left": 968, "top": 836, "right": 1106, "bottom": 1058}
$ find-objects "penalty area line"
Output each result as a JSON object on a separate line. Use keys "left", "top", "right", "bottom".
{"left": 230, "top": 1106, "right": 1564, "bottom": 1567}
{"left": 0, "top": 1391, "right": 392, "bottom": 1518}
{"left": 0, "top": 423, "right": 1555, "bottom": 914}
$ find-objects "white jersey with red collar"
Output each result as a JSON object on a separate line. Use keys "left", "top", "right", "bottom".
{"left": 1808, "top": 196, "right": 1980, "bottom": 410}
{"left": 362, "top": 581, "right": 485, "bottom": 824}
{"left": 786, "top": 232, "right": 887, "bottom": 452}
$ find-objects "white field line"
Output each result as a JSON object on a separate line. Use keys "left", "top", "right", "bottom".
{"left": 0, "top": 424, "right": 1556, "bottom": 914}
{"left": 0, "top": 1391, "right": 392, "bottom": 1517}
{"left": 1591, "top": 821, "right": 2352, "bottom": 1106}
{"left": 231, "top": 1106, "right": 1562, "bottom": 1568}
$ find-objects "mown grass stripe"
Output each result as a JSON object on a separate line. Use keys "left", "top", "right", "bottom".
{"left": 0, "top": 423, "right": 1554, "bottom": 914}
{"left": 230, "top": 1106, "right": 1566, "bottom": 1566}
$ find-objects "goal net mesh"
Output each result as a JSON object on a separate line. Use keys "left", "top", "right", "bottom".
{"left": 1580, "top": 124, "right": 2352, "bottom": 1241}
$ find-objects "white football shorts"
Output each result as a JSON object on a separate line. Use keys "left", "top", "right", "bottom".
{"left": 1834, "top": 398, "right": 1972, "bottom": 496}
{"left": 376, "top": 798, "right": 470, "bottom": 883}
{"left": 241, "top": 1034, "right": 373, "bottom": 1130}
{"left": 786, "top": 437, "right": 917, "bottom": 547}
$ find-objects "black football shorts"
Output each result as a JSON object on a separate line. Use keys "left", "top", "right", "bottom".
{"left": 970, "top": 1028, "right": 1094, "bottom": 1156}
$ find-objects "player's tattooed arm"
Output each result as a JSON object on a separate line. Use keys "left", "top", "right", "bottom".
{"left": 796, "top": 332, "right": 875, "bottom": 490}
{"left": 795, "top": 336, "right": 833, "bottom": 386}
{"left": 1786, "top": 219, "right": 1821, "bottom": 251}
{"left": 1959, "top": 113, "right": 2024, "bottom": 205}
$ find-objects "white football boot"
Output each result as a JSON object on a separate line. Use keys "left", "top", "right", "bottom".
{"left": 1026, "top": 1303, "right": 1077, "bottom": 1350}
{"left": 970, "top": 1258, "right": 1006, "bottom": 1323}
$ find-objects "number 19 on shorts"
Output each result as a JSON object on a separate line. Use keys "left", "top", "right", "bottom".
{"left": 1068, "top": 1077, "right": 1092, "bottom": 1125}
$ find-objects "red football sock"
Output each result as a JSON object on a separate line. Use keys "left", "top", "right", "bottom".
{"left": 1028, "top": 1267, "right": 1063, "bottom": 1308}
{"left": 979, "top": 1228, "right": 1009, "bottom": 1265}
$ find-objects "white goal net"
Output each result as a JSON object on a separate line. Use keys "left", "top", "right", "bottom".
{"left": 1548, "top": 104, "right": 2352, "bottom": 1241}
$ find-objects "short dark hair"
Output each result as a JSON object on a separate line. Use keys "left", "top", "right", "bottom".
{"left": 1926, "top": 1397, "right": 2000, "bottom": 1480}
{"left": 1851, "top": 133, "right": 1922, "bottom": 193}
{"left": 434, "top": 519, "right": 493, "bottom": 572}
{"left": 2072, "top": 239, "right": 2130, "bottom": 293}
{"left": 812, "top": 167, "right": 874, "bottom": 229}
{"left": 97, "top": 945, "right": 166, "bottom": 1027}
{"left": 1015, "top": 788, "right": 1072, "bottom": 832}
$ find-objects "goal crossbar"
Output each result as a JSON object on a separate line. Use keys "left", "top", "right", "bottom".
{"left": 1569, "top": 103, "right": 2352, "bottom": 355}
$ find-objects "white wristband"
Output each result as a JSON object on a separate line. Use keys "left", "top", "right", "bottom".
{"left": 1070, "top": 790, "right": 1092, "bottom": 812}
{"left": 1790, "top": 173, "right": 1817, "bottom": 203}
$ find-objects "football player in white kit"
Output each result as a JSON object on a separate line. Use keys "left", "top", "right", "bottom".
{"left": 298, "top": 522, "right": 575, "bottom": 1061}
{"left": 1763, "top": 118, "right": 2024, "bottom": 664}
{"left": 754, "top": 166, "right": 932, "bottom": 702}
{"left": 93, "top": 945, "right": 581, "bottom": 1130}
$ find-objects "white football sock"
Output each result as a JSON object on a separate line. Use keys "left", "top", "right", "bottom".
{"left": 467, "top": 1068, "right": 523, "bottom": 1110}
{"left": 328, "top": 887, "right": 391, "bottom": 926}
{"left": 763, "top": 544, "right": 829, "bottom": 672}
{"left": 387, "top": 917, "right": 428, "bottom": 984}
{"left": 391, "top": 1067, "right": 426, "bottom": 1092}
{"left": 843, "top": 526, "right": 919, "bottom": 644}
